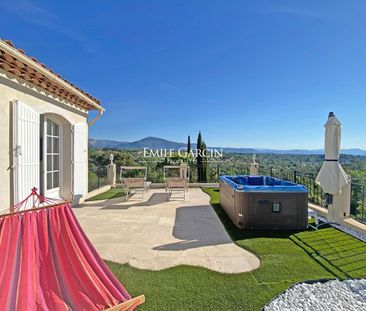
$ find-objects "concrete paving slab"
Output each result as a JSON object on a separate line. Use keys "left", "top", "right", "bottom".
{"left": 74, "top": 188, "right": 260, "bottom": 273}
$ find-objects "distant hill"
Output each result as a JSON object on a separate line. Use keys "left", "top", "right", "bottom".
{"left": 89, "top": 139, "right": 121, "bottom": 149}
{"left": 119, "top": 137, "right": 187, "bottom": 150}
{"left": 89, "top": 137, "right": 366, "bottom": 156}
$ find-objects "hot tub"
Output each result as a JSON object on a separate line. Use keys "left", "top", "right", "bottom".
{"left": 219, "top": 175, "right": 308, "bottom": 230}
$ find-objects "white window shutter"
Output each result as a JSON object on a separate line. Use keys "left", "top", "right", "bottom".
{"left": 73, "top": 122, "right": 88, "bottom": 202}
{"left": 13, "top": 100, "right": 40, "bottom": 207}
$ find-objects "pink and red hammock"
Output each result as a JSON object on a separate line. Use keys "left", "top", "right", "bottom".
{"left": 0, "top": 189, "right": 144, "bottom": 310}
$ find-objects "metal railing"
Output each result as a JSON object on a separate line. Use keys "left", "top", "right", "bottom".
{"left": 112, "top": 163, "right": 250, "bottom": 184}
{"left": 294, "top": 171, "right": 325, "bottom": 207}
{"left": 90, "top": 161, "right": 366, "bottom": 225}
{"left": 259, "top": 166, "right": 295, "bottom": 182}
{"left": 260, "top": 166, "right": 366, "bottom": 224}
{"left": 88, "top": 166, "right": 108, "bottom": 192}
{"left": 350, "top": 182, "right": 366, "bottom": 224}
{"left": 258, "top": 167, "right": 325, "bottom": 207}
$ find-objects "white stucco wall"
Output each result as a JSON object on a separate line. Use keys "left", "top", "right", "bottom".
{"left": 0, "top": 69, "right": 89, "bottom": 208}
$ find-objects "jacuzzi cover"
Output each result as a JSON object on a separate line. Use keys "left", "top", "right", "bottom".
{"left": 220, "top": 175, "right": 308, "bottom": 192}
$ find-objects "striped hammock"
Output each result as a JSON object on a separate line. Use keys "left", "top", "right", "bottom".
{"left": 0, "top": 188, "right": 144, "bottom": 310}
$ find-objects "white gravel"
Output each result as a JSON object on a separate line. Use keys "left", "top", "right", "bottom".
{"left": 264, "top": 279, "right": 366, "bottom": 311}
{"left": 265, "top": 215, "right": 366, "bottom": 310}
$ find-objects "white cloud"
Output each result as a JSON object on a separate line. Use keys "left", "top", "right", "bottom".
{"left": 161, "top": 83, "right": 179, "bottom": 90}
{"left": 269, "top": 5, "right": 328, "bottom": 20}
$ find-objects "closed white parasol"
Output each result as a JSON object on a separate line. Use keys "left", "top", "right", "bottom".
{"left": 316, "top": 112, "right": 349, "bottom": 195}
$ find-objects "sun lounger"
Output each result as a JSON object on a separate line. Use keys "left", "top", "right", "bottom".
{"left": 120, "top": 166, "right": 150, "bottom": 200}
{"left": 164, "top": 165, "right": 190, "bottom": 201}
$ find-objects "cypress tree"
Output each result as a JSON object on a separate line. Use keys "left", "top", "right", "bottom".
{"left": 187, "top": 135, "right": 191, "bottom": 154}
{"left": 201, "top": 141, "right": 208, "bottom": 182}
{"left": 196, "top": 131, "right": 203, "bottom": 182}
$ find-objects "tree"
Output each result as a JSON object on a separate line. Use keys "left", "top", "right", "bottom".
{"left": 201, "top": 141, "right": 208, "bottom": 182}
{"left": 187, "top": 135, "right": 191, "bottom": 154}
{"left": 196, "top": 131, "right": 203, "bottom": 182}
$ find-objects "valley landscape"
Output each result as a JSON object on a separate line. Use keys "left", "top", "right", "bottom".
{"left": 89, "top": 137, "right": 366, "bottom": 156}
{"left": 89, "top": 137, "right": 366, "bottom": 184}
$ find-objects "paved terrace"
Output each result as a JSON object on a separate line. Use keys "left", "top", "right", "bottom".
{"left": 74, "top": 188, "right": 260, "bottom": 273}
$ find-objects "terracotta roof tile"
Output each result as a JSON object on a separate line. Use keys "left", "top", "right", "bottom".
{"left": 0, "top": 39, "right": 101, "bottom": 110}
{"left": 4, "top": 40, "right": 14, "bottom": 47}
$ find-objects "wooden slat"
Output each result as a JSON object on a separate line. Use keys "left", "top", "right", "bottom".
{"left": 0, "top": 201, "right": 72, "bottom": 219}
{"left": 120, "top": 166, "right": 147, "bottom": 170}
{"left": 105, "top": 295, "right": 145, "bottom": 311}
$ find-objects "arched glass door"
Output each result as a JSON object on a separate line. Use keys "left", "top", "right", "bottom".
{"left": 43, "top": 117, "right": 61, "bottom": 198}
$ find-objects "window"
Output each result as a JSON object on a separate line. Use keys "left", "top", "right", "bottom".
{"left": 45, "top": 119, "right": 60, "bottom": 190}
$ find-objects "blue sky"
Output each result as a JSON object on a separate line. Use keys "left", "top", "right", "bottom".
{"left": 1, "top": 0, "right": 366, "bottom": 149}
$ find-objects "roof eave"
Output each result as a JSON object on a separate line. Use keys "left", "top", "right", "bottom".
{"left": 0, "top": 40, "right": 104, "bottom": 112}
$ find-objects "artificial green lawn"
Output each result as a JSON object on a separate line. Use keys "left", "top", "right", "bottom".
{"left": 106, "top": 188, "right": 366, "bottom": 311}
{"left": 86, "top": 188, "right": 125, "bottom": 201}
